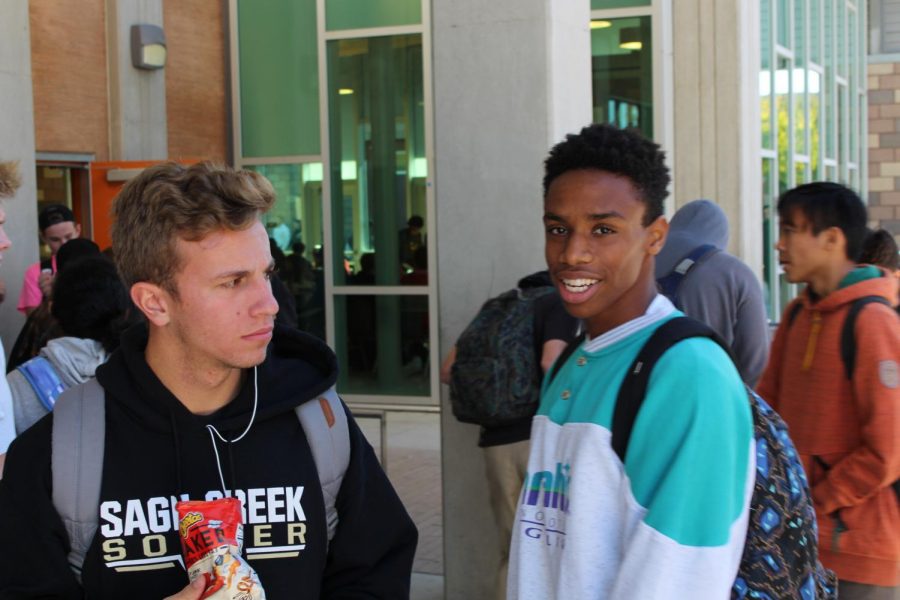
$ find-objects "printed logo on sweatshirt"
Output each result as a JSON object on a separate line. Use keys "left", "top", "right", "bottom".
{"left": 517, "top": 462, "right": 571, "bottom": 550}
{"left": 878, "top": 360, "right": 899, "bottom": 389}
{"left": 98, "top": 486, "right": 309, "bottom": 572}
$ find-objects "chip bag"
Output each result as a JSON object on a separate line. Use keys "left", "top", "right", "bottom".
{"left": 176, "top": 497, "right": 266, "bottom": 600}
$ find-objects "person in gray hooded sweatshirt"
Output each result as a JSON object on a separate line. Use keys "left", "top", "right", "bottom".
{"left": 654, "top": 199, "right": 769, "bottom": 385}
{"left": 6, "top": 253, "right": 134, "bottom": 433}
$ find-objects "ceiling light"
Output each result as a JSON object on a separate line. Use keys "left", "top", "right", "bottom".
{"left": 619, "top": 27, "right": 643, "bottom": 50}
{"left": 590, "top": 20, "right": 612, "bottom": 29}
{"left": 338, "top": 88, "right": 354, "bottom": 95}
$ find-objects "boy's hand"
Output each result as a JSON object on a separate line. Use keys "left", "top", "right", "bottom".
{"left": 38, "top": 270, "right": 53, "bottom": 297}
{"left": 163, "top": 577, "right": 205, "bottom": 600}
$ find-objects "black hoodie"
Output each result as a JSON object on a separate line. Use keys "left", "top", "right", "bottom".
{"left": 0, "top": 323, "right": 417, "bottom": 599}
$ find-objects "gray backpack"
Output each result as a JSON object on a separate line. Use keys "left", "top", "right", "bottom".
{"left": 51, "top": 378, "right": 351, "bottom": 580}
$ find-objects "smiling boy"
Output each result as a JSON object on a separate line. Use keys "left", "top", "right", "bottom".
{"left": 757, "top": 182, "right": 900, "bottom": 599}
{"left": 507, "top": 124, "right": 754, "bottom": 599}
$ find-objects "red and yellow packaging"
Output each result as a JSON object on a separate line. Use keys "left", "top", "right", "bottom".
{"left": 176, "top": 497, "right": 266, "bottom": 600}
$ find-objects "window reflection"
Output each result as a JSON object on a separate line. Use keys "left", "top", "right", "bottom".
{"left": 591, "top": 16, "right": 653, "bottom": 139}
{"left": 327, "top": 35, "right": 428, "bottom": 286}
{"left": 247, "top": 163, "right": 326, "bottom": 340}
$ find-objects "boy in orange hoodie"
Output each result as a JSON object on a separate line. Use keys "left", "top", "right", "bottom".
{"left": 758, "top": 182, "right": 900, "bottom": 599}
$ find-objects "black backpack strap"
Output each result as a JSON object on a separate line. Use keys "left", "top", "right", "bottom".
{"left": 548, "top": 333, "right": 585, "bottom": 384}
{"left": 785, "top": 301, "right": 803, "bottom": 327}
{"left": 611, "top": 317, "right": 731, "bottom": 462}
{"left": 840, "top": 296, "right": 892, "bottom": 380}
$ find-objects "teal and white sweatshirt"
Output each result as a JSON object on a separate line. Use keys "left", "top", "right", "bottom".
{"left": 508, "top": 295, "right": 755, "bottom": 599}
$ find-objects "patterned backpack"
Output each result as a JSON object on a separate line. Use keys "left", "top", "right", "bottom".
{"left": 449, "top": 285, "right": 555, "bottom": 427}
{"left": 553, "top": 317, "right": 837, "bottom": 599}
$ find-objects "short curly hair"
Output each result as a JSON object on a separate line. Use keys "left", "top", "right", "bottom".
{"left": 111, "top": 161, "right": 275, "bottom": 295}
{"left": 543, "top": 124, "right": 670, "bottom": 226}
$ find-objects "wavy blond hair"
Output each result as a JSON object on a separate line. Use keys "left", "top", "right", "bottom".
{"left": 111, "top": 161, "right": 276, "bottom": 295}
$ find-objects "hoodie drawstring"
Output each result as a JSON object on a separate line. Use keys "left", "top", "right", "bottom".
{"left": 801, "top": 311, "right": 822, "bottom": 370}
{"left": 205, "top": 366, "right": 260, "bottom": 496}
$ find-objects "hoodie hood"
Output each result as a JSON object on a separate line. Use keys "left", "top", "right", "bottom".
{"left": 800, "top": 265, "right": 898, "bottom": 312}
{"left": 95, "top": 322, "right": 338, "bottom": 435}
{"left": 655, "top": 200, "right": 730, "bottom": 277}
{"left": 39, "top": 336, "right": 108, "bottom": 387}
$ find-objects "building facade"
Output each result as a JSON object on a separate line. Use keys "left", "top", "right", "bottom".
{"left": 0, "top": 0, "right": 884, "bottom": 598}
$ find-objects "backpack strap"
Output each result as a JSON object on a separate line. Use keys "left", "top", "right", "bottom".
{"left": 612, "top": 317, "right": 729, "bottom": 462}
{"left": 51, "top": 380, "right": 351, "bottom": 580}
{"left": 17, "top": 356, "right": 66, "bottom": 411}
{"left": 785, "top": 301, "right": 803, "bottom": 327}
{"left": 51, "top": 378, "right": 105, "bottom": 582}
{"left": 294, "top": 385, "right": 350, "bottom": 544}
{"left": 840, "top": 296, "right": 892, "bottom": 380}
{"left": 656, "top": 244, "right": 718, "bottom": 308}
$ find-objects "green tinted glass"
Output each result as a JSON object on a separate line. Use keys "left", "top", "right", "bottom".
{"left": 238, "top": 0, "right": 320, "bottom": 158}
{"left": 326, "top": 0, "right": 421, "bottom": 30}
{"left": 327, "top": 35, "right": 428, "bottom": 287}
{"left": 247, "top": 163, "right": 326, "bottom": 340}
{"left": 334, "top": 294, "right": 430, "bottom": 396}
{"left": 591, "top": 16, "right": 653, "bottom": 139}
{"left": 591, "top": 0, "right": 650, "bottom": 8}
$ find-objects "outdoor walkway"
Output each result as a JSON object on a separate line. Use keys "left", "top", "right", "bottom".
{"left": 358, "top": 410, "right": 444, "bottom": 599}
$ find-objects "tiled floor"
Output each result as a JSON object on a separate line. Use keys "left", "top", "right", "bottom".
{"left": 357, "top": 410, "right": 445, "bottom": 598}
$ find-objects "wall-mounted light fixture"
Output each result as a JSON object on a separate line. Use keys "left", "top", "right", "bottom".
{"left": 619, "top": 27, "right": 642, "bottom": 50}
{"left": 131, "top": 24, "right": 167, "bottom": 70}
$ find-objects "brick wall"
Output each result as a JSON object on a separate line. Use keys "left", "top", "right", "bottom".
{"left": 867, "top": 61, "right": 900, "bottom": 242}
{"left": 30, "top": 0, "right": 110, "bottom": 160}
{"left": 164, "top": 0, "right": 228, "bottom": 163}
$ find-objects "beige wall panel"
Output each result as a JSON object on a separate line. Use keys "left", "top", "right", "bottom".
{"left": 672, "top": 0, "right": 702, "bottom": 207}
{"left": 164, "top": 0, "right": 227, "bottom": 163}
{"left": 30, "top": 0, "right": 109, "bottom": 160}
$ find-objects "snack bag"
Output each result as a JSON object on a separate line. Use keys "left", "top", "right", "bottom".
{"left": 176, "top": 497, "right": 266, "bottom": 600}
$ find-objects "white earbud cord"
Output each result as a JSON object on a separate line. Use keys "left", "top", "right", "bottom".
{"left": 205, "top": 365, "right": 259, "bottom": 496}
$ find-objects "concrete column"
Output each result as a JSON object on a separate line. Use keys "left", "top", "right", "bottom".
{"left": 0, "top": 0, "right": 38, "bottom": 352}
{"left": 432, "top": 1, "right": 591, "bottom": 597}
{"left": 671, "top": 0, "right": 763, "bottom": 276}
{"left": 106, "top": 0, "right": 167, "bottom": 160}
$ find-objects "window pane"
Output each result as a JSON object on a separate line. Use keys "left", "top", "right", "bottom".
{"left": 327, "top": 35, "right": 428, "bottom": 286}
{"left": 591, "top": 0, "right": 650, "bottom": 8}
{"left": 238, "top": 0, "right": 320, "bottom": 158}
{"left": 762, "top": 157, "right": 776, "bottom": 320}
{"left": 776, "top": 56, "right": 791, "bottom": 194}
{"left": 795, "top": 70, "right": 808, "bottom": 155}
{"left": 810, "top": 0, "right": 822, "bottom": 64}
{"left": 247, "top": 163, "right": 326, "bottom": 340}
{"left": 591, "top": 16, "right": 653, "bottom": 139}
{"left": 326, "top": 0, "right": 420, "bottom": 30}
{"left": 794, "top": 0, "right": 806, "bottom": 63}
{"left": 335, "top": 294, "right": 430, "bottom": 396}
{"left": 810, "top": 71, "right": 823, "bottom": 178}
{"left": 777, "top": 0, "right": 789, "bottom": 47}
{"left": 836, "top": 0, "right": 847, "bottom": 80}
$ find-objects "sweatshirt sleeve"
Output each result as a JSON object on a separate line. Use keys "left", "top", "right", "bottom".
{"left": 812, "top": 303, "right": 900, "bottom": 514}
{"left": 609, "top": 338, "right": 754, "bottom": 599}
{"left": 320, "top": 406, "right": 418, "bottom": 599}
{"left": 0, "top": 415, "right": 83, "bottom": 599}
{"left": 755, "top": 300, "right": 796, "bottom": 411}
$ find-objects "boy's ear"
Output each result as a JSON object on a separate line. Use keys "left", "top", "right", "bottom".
{"left": 646, "top": 216, "right": 669, "bottom": 256}
{"left": 822, "top": 226, "right": 847, "bottom": 254}
{"left": 130, "top": 282, "right": 172, "bottom": 326}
